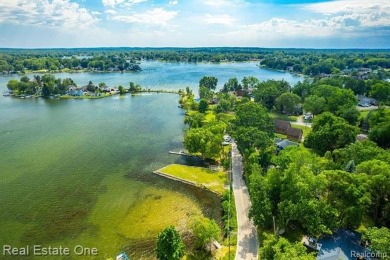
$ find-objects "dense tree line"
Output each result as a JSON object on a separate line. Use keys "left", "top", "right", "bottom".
{"left": 0, "top": 51, "right": 141, "bottom": 73}
{"left": 260, "top": 50, "right": 390, "bottom": 76}
{"left": 2, "top": 48, "right": 389, "bottom": 75}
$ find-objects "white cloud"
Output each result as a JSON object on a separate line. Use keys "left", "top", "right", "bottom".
{"left": 302, "top": 0, "right": 390, "bottom": 27}
{"left": 203, "top": 0, "right": 244, "bottom": 7}
{"left": 204, "top": 14, "right": 235, "bottom": 25}
{"left": 112, "top": 8, "right": 177, "bottom": 25}
{"left": 169, "top": 0, "right": 178, "bottom": 6}
{"left": 303, "top": 0, "right": 389, "bottom": 15}
{"left": 102, "top": 0, "right": 147, "bottom": 8}
{"left": 0, "top": 0, "right": 99, "bottom": 30}
{"left": 105, "top": 9, "right": 117, "bottom": 15}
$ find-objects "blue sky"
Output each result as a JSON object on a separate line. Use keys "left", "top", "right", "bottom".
{"left": 0, "top": 0, "right": 389, "bottom": 48}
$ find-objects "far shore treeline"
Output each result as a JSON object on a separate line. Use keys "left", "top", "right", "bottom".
{"left": 0, "top": 47, "right": 389, "bottom": 77}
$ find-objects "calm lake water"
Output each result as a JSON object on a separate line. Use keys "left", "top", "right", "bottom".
{"left": 0, "top": 61, "right": 302, "bottom": 259}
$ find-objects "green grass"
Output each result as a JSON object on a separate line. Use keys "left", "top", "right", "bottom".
{"left": 204, "top": 110, "right": 216, "bottom": 122}
{"left": 359, "top": 110, "right": 370, "bottom": 120}
{"left": 269, "top": 112, "right": 298, "bottom": 122}
{"left": 218, "top": 113, "right": 236, "bottom": 124}
{"left": 158, "top": 164, "right": 227, "bottom": 194}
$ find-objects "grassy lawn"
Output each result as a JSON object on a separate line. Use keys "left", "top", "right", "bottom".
{"left": 218, "top": 113, "right": 236, "bottom": 124}
{"left": 158, "top": 164, "right": 227, "bottom": 194}
{"left": 359, "top": 110, "right": 370, "bottom": 120}
{"left": 204, "top": 110, "right": 216, "bottom": 122}
{"left": 269, "top": 112, "right": 298, "bottom": 122}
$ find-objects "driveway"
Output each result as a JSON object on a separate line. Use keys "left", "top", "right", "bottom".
{"left": 231, "top": 142, "right": 259, "bottom": 260}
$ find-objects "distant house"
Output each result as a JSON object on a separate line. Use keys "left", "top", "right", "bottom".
{"left": 275, "top": 119, "right": 291, "bottom": 135}
{"left": 287, "top": 127, "right": 303, "bottom": 142}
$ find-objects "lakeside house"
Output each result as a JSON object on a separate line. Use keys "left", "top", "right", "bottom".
{"left": 274, "top": 119, "right": 303, "bottom": 142}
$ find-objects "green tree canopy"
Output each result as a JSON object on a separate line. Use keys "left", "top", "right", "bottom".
{"left": 156, "top": 226, "right": 185, "bottom": 260}
{"left": 304, "top": 112, "right": 359, "bottom": 155}
{"left": 198, "top": 99, "right": 209, "bottom": 113}
{"left": 191, "top": 216, "right": 221, "bottom": 250}
{"left": 362, "top": 227, "right": 390, "bottom": 259}
{"left": 199, "top": 76, "right": 218, "bottom": 90}
{"left": 275, "top": 92, "right": 301, "bottom": 115}
{"left": 233, "top": 102, "right": 274, "bottom": 135}
{"left": 260, "top": 233, "right": 315, "bottom": 260}
{"left": 303, "top": 95, "right": 326, "bottom": 115}
{"left": 253, "top": 80, "right": 290, "bottom": 109}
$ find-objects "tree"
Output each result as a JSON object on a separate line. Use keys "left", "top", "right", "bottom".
{"left": 339, "top": 106, "right": 360, "bottom": 125}
{"left": 198, "top": 85, "right": 211, "bottom": 100}
{"left": 41, "top": 83, "right": 51, "bottom": 97}
{"left": 199, "top": 76, "right": 218, "bottom": 90}
{"left": 234, "top": 102, "right": 274, "bottom": 135}
{"left": 303, "top": 95, "right": 326, "bottom": 115}
{"left": 332, "top": 140, "right": 390, "bottom": 167}
{"left": 304, "top": 112, "right": 359, "bottom": 155}
{"left": 86, "top": 81, "right": 95, "bottom": 92}
{"left": 362, "top": 227, "right": 390, "bottom": 259}
{"left": 241, "top": 76, "right": 259, "bottom": 90}
{"left": 198, "top": 99, "right": 208, "bottom": 113}
{"left": 260, "top": 233, "right": 315, "bottom": 260}
{"left": 156, "top": 226, "right": 185, "bottom": 260}
{"left": 20, "top": 75, "right": 30, "bottom": 83}
{"left": 253, "top": 80, "right": 290, "bottom": 109}
{"left": 184, "top": 112, "right": 205, "bottom": 128}
{"left": 183, "top": 123, "right": 224, "bottom": 160}
{"left": 369, "top": 122, "right": 390, "bottom": 149}
{"left": 118, "top": 85, "right": 125, "bottom": 94}
{"left": 222, "top": 77, "right": 241, "bottom": 92}
{"left": 191, "top": 216, "right": 221, "bottom": 250}
{"left": 275, "top": 92, "right": 301, "bottom": 115}
{"left": 321, "top": 170, "right": 370, "bottom": 228}
{"left": 214, "top": 98, "right": 231, "bottom": 113}
{"left": 370, "top": 82, "right": 390, "bottom": 104}
{"left": 249, "top": 172, "right": 273, "bottom": 229}
{"left": 356, "top": 160, "right": 390, "bottom": 226}
{"left": 6, "top": 79, "right": 19, "bottom": 92}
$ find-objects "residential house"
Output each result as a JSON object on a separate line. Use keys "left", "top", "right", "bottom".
{"left": 274, "top": 119, "right": 291, "bottom": 135}
{"left": 287, "top": 127, "right": 303, "bottom": 142}
{"left": 275, "top": 119, "right": 303, "bottom": 142}
{"left": 275, "top": 139, "right": 299, "bottom": 152}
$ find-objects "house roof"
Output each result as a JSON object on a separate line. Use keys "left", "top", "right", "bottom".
{"left": 276, "top": 139, "right": 299, "bottom": 149}
{"left": 274, "top": 119, "right": 291, "bottom": 130}
{"left": 287, "top": 127, "right": 303, "bottom": 138}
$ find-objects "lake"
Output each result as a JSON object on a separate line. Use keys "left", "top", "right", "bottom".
{"left": 0, "top": 61, "right": 302, "bottom": 259}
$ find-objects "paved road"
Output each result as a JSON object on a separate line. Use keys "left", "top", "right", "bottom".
{"left": 231, "top": 142, "right": 259, "bottom": 260}
{"left": 291, "top": 115, "right": 312, "bottom": 128}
